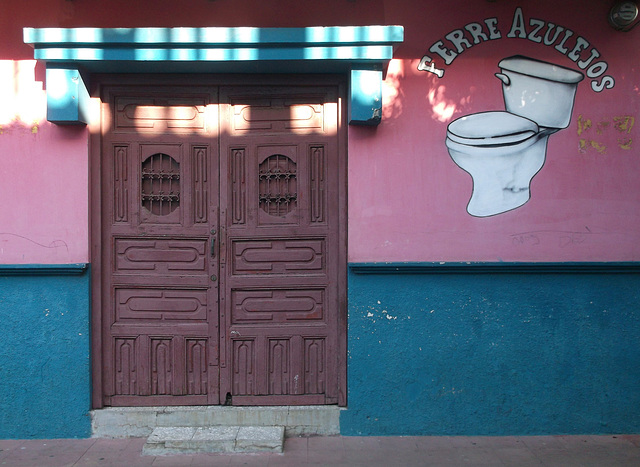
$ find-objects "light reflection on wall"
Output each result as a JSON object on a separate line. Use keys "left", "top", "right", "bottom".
{"left": 0, "top": 60, "right": 46, "bottom": 125}
{"left": 427, "top": 84, "right": 458, "bottom": 123}
{"left": 382, "top": 59, "right": 404, "bottom": 120}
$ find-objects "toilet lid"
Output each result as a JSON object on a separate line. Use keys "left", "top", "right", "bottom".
{"left": 447, "top": 111, "right": 538, "bottom": 146}
{"left": 498, "top": 55, "right": 585, "bottom": 84}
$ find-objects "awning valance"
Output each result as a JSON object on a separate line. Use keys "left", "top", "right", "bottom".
{"left": 24, "top": 26, "right": 404, "bottom": 125}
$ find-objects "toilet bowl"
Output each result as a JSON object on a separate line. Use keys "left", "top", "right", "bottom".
{"left": 446, "top": 111, "right": 553, "bottom": 217}
{"left": 446, "top": 56, "right": 584, "bottom": 217}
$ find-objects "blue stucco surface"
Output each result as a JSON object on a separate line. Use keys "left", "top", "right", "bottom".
{"left": 0, "top": 266, "right": 91, "bottom": 439}
{"left": 341, "top": 266, "right": 640, "bottom": 436}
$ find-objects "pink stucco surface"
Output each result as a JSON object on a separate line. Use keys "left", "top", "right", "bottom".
{"left": 345, "top": 2, "right": 640, "bottom": 263}
{"left": 3, "top": 1, "right": 639, "bottom": 265}
{"left": 348, "top": 53, "right": 640, "bottom": 262}
{"left": 0, "top": 61, "right": 89, "bottom": 264}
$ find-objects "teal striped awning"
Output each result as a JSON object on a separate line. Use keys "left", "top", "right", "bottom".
{"left": 24, "top": 26, "right": 403, "bottom": 125}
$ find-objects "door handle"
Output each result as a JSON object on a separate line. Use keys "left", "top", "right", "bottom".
{"left": 210, "top": 229, "right": 216, "bottom": 258}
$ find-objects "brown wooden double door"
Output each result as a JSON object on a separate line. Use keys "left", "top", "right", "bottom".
{"left": 98, "top": 81, "right": 344, "bottom": 406}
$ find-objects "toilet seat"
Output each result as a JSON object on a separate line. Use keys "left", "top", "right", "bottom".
{"left": 446, "top": 111, "right": 539, "bottom": 147}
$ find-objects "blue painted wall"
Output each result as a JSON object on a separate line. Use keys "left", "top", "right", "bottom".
{"left": 341, "top": 265, "right": 640, "bottom": 436}
{"left": 0, "top": 266, "right": 91, "bottom": 439}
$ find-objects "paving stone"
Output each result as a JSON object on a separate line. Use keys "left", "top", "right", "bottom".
{"left": 193, "top": 426, "right": 239, "bottom": 441}
{"left": 147, "top": 427, "right": 197, "bottom": 444}
{"left": 142, "top": 425, "right": 284, "bottom": 455}
{"left": 235, "top": 426, "right": 284, "bottom": 453}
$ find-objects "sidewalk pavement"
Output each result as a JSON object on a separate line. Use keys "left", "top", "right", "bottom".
{"left": 1, "top": 434, "right": 639, "bottom": 466}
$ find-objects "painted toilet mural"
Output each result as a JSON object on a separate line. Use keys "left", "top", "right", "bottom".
{"left": 446, "top": 55, "right": 584, "bottom": 217}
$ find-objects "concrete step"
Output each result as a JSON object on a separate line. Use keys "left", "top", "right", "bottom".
{"left": 92, "top": 406, "right": 341, "bottom": 438}
{"left": 142, "top": 425, "right": 285, "bottom": 455}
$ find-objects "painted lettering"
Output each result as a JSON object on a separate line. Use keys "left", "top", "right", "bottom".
{"left": 507, "top": 7, "right": 527, "bottom": 38}
{"left": 445, "top": 29, "right": 473, "bottom": 53}
{"left": 587, "top": 61, "right": 608, "bottom": 78}
{"left": 591, "top": 76, "right": 615, "bottom": 92}
{"left": 420, "top": 7, "right": 615, "bottom": 91}
{"left": 554, "top": 29, "right": 574, "bottom": 54}
{"left": 429, "top": 40, "right": 457, "bottom": 65}
{"left": 568, "top": 37, "right": 590, "bottom": 61}
{"left": 465, "top": 23, "right": 489, "bottom": 44}
{"left": 417, "top": 55, "right": 445, "bottom": 78}
{"left": 543, "top": 23, "right": 564, "bottom": 45}
{"left": 527, "top": 18, "right": 545, "bottom": 43}
{"left": 577, "top": 48, "right": 600, "bottom": 69}
{"left": 484, "top": 18, "right": 502, "bottom": 39}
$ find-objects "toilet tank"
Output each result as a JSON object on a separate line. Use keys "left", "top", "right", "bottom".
{"left": 496, "top": 56, "right": 584, "bottom": 129}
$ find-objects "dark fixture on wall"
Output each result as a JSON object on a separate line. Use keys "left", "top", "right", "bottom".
{"left": 609, "top": 1, "right": 639, "bottom": 31}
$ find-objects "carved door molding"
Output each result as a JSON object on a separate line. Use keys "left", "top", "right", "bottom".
{"left": 92, "top": 77, "right": 346, "bottom": 408}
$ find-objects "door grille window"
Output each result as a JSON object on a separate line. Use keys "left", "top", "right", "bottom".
{"left": 259, "top": 155, "right": 297, "bottom": 216}
{"left": 141, "top": 153, "right": 180, "bottom": 216}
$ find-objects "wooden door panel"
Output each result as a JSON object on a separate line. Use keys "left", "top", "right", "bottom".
{"left": 114, "top": 288, "right": 208, "bottom": 321}
{"left": 114, "top": 238, "right": 208, "bottom": 273}
{"left": 102, "top": 86, "right": 219, "bottom": 406}
{"left": 219, "top": 86, "right": 340, "bottom": 405}
{"left": 230, "top": 238, "right": 326, "bottom": 275}
{"left": 229, "top": 98, "right": 325, "bottom": 133}
{"left": 110, "top": 334, "right": 212, "bottom": 404}
{"left": 229, "top": 333, "right": 331, "bottom": 405}
{"left": 114, "top": 95, "right": 210, "bottom": 132}
{"left": 100, "top": 82, "right": 343, "bottom": 407}
{"left": 230, "top": 288, "right": 325, "bottom": 323}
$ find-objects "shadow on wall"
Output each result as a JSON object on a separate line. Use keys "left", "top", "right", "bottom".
{"left": 380, "top": 58, "right": 478, "bottom": 124}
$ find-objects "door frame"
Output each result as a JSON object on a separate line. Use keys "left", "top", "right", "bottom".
{"left": 89, "top": 74, "right": 348, "bottom": 409}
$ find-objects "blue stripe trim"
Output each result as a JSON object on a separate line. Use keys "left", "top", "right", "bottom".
{"left": 349, "top": 262, "right": 640, "bottom": 274}
{"left": 0, "top": 263, "right": 88, "bottom": 276}
{"left": 33, "top": 45, "right": 395, "bottom": 63}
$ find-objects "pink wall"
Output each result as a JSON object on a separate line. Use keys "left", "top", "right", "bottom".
{"left": 2, "top": 1, "right": 638, "bottom": 264}
{"left": 0, "top": 61, "right": 89, "bottom": 264}
{"left": 348, "top": 2, "right": 640, "bottom": 262}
